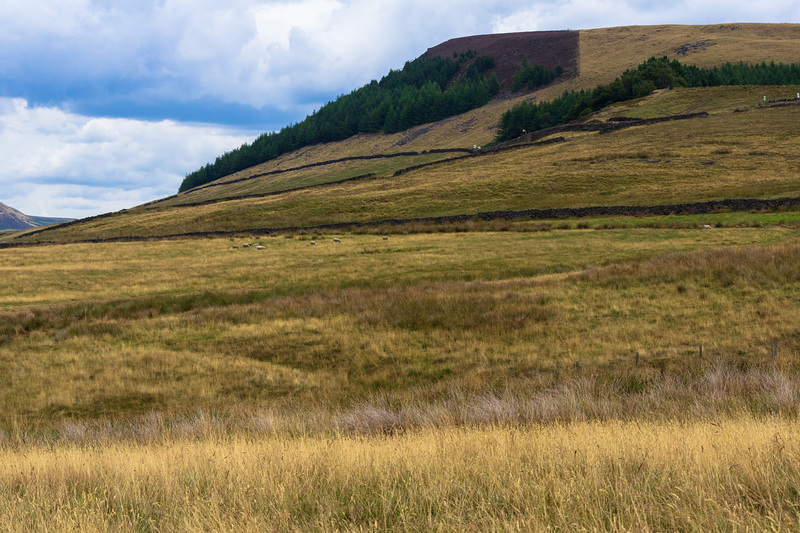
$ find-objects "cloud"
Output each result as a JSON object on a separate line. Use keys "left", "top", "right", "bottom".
{"left": 1, "top": 0, "right": 798, "bottom": 219}
{"left": 0, "top": 0, "right": 494, "bottom": 122}
{"left": 0, "top": 98, "right": 257, "bottom": 218}
{"left": 492, "top": 0, "right": 800, "bottom": 33}
{"left": 5, "top": 0, "right": 796, "bottom": 125}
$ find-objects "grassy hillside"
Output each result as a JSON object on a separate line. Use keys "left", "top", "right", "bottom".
{"left": 6, "top": 90, "right": 800, "bottom": 244}
{"left": 4, "top": 25, "right": 800, "bottom": 530}
{"left": 3, "top": 24, "right": 800, "bottom": 246}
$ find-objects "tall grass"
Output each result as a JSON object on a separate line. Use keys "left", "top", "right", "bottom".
{"left": 2, "top": 414, "right": 799, "bottom": 531}
{"left": 2, "top": 232, "right": 800, "bottom": 427}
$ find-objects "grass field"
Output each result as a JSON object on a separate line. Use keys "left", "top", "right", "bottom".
{"left": 3, "top": 223, "right": 800, "bottom": 424}
{"left": 3, "top": 416, "right": 800, "bottom": 531}
{"left": 4, "top": 23, "right": 800, "bottom": 530}
{"left": 3, "top": 222, "right": 800, "bottom": 529}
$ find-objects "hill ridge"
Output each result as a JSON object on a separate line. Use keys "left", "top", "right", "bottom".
{"left": 6, "top": 23, "right": 800, "bottom": 245}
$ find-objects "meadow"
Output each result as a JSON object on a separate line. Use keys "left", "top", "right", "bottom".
{"left": 2, "top": 220, "right": 800, "bottom": 528}
{"left": 2, "top": 222, "right": 798, "bottom": 424}
{"left": 4, "top": 24, "right": 800, "bottom": 529}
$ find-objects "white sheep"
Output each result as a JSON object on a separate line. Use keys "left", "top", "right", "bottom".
{"left": 703, "top": 224, "right": 713, "bottom": 230}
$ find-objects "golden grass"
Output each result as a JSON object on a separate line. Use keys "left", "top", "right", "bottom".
{"left": 2, "top": 228, "right": 800, "bottom": 424}
{"left": 2, "top": 415, "right": 800, "bottom": 531}
{"left": 579, "top": 23, "right": 800, "bottom": 89}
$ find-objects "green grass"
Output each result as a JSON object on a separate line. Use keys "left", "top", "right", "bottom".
{"left": 2, "top": 226, "right": 799, "bottom": 426}
{"left": 162, "top": 153, "right": 460, "bottom": 207}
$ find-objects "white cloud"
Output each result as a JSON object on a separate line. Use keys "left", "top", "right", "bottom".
{"left": 1, "top": 0, "right": 798, "bottom": 220}
{"left": 493, "top": 0, "right": 800, "bottom": 33}
{"left": 0, "top": 98, "right": 257, "bottom": 218}
{"left": 3, "top": 1, "right": 798, "bottom": 110}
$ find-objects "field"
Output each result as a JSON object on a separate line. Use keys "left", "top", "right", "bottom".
{"left": 4, "top": 23, "right": 800, "bottom": 531}
{"left": 4, "top": 418, "right": 800, "bottom": 531}
{"left": 3, "top": 220, "right": 800, "bottom": 528}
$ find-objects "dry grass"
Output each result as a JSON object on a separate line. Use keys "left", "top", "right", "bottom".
{"left": 2, "top": 228, "right": 799, "bottom": 426}
{"left": 2, "top": 414, "right": 800, "bottom": 531}
{"left": 3, "top": 224, "right": 800, "bottom": 531}
{"left": 579, "top": 23, "right": 800, "bottom": 89}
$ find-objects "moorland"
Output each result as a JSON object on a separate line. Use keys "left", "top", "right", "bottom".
{"left": 2, "top": 23, "right": 800, "bottom": 531}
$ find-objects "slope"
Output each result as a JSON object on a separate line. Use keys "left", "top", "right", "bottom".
{"left": 4, "top": 23, "right": 800, "bottom": 244}
{"left": 0, "top": 203, "right": 37, "bottom": 231}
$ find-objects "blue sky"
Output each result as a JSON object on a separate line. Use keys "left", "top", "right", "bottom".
{"left": 1, "top": 0, "right": 797, "bottom": 218}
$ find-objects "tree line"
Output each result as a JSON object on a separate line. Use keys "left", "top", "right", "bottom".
{"left": 496, "top": 57, "right": 800, "bottom": 143}
{"left": 180, "top": 52, "right": 501, "bottom": 192}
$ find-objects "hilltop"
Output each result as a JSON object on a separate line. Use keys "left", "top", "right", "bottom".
{"left": 0, "top": 202, "right": 73, "bottom": 231}
{"left": 421, "top": 30, "right": 579, "bottom": 89}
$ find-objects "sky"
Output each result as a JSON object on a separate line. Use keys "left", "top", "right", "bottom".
{"left": 1, "top": 1, "right": 797, "bottom": 219}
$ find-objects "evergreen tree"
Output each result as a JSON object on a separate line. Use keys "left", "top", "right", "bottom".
{"left": 179, "top": 52, "right": 501, "bottom": 192}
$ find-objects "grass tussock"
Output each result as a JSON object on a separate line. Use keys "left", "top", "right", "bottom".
{"left": 2, "top": 414, "right": 800, "bottom": 531}
{"left": 2, "top": 232, "right": 800, "bottom": 426}
{"left": 0, "top": 361, "right": 795, "bottom": 447}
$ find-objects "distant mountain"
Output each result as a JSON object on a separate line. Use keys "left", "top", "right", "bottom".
{"left": 0, "top": 202, "right": 74, "bottom": 230}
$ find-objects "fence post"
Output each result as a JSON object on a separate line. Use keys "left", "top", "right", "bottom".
{"left": 635, "top": 351, "right": 639, "bottom": 367}
{"left": 699, "top": 344, "right": 703, "bottom": 360}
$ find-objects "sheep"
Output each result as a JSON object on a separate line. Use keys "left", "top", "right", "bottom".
{"left": 242, "top": 242, "right": 252, "bottom": 248}
{"left": 333, "top": 238, "right": 341, "bottom": 243}
{"left": 232, "top": 245, "right": 240, "bottom": 249}
{"left": 255, "top": 245, "right": 265, "bottom": 250}
{"left": 310, "top": 241, "right": 317, "bottom": 245}
{"left": 702, "top": 224, "right": 713, "bottom": 230}
{"left": 382, "top": 236, "right": 389, "bottom": 241}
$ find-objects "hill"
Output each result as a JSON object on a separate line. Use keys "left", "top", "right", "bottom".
{"left": 0, "top": 202, "right": 73, "bottom": 231}
{"left": 3, "top": 23, "right": 800, "bottom": 245}
{"left": 5, "top": 24, "right": 800, "bottom": 531}
{"left": 0, "top": 203, "right": 36, "bottom": 230}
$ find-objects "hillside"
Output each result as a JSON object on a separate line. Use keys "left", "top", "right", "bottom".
{"left": 0, "top": 203, "right": 36, "bottom": 230}
{"left": 0, "top": 202, "right": 73, "bottom": 231}
{"left": 3, "top": 23, "right": 800, "bottom": 245}
{"left": 421, "top": 30, "right": 579, "bottom": 89}
{"left": 6, "top": 23, "right": 800, "bottom": 531}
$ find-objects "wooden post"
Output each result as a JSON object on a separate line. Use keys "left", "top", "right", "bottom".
{"left": 699, "top": 344, "right": 703, "bottom": 359}
{"left": 635, "top": 352, "right": 639, "bottom": 367}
